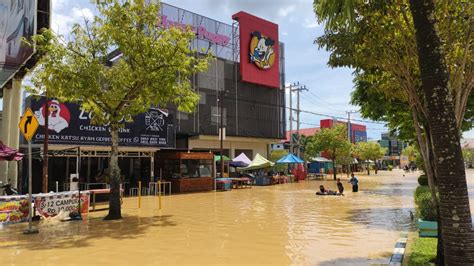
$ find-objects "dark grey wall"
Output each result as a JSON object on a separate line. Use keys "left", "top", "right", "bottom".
{"left": 170, "top": 55, "right": 286, "bottom": 140}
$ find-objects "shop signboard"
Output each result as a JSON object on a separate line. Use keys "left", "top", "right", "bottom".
{"left": 232, "top": 11, "right": 280, "bottom": 88}
{"left": 158, "top": 3, "right": 234, "bottom": 61}
{"left": 0, "top": 195, "right": 29, "bottom": 224}
{"left": 353, "top": 130, "right": 367, "bottom": 143}
{"left": 33, "top": 191, "right": 90, "bottom": 218}
{"left": 24, "top": 96, "right": 175, "bottom": 148}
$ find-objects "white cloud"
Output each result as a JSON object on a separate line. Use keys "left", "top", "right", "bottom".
{"left": 52, "top": 0, "right": 66, "bottom": 12}
{"left": 51, "top": 7, "right": 94, "bottom": 35}
{"left": 303, "top": 18, "right": 320, "bottom": 28}
{"left": 73, "top": 7, "right": 94, "bottom": 21}
{"left": 278, "top": 5, "right": 295, "bottom": 17}
{"left": 282, "top": 31, "right": 288, "bottom": 36}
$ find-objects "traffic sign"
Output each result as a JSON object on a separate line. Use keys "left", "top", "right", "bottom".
{"left": 19, "top": 108, "right": 39, "bottom": 142}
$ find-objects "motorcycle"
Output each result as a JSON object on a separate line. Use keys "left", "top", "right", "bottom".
{"left": 0, "top": 180, "right": 18, "bottom": 196}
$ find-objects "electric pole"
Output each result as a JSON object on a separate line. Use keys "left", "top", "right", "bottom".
{"left": 286, "top": 82, "right": 299, "bottom": 154}
{"left": 346, "top": 110, "right": 358, "bottom": 175}
{"left": 42, "top": 92, "right": 49, "bottom": 192}
{"left": 218, "top": 90, "right": 225, "bottom": 178}
{"left": 294, "top": 85, "right": 307, "bottom": 157}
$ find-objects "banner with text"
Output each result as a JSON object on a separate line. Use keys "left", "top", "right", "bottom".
{"left": 24, "top": 96, "right": 175, "bottom": 148}
{"left": 33, "top": 191, "right": 90, "bottom": 218}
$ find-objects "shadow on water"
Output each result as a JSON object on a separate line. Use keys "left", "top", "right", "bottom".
{"left": 0, "top": 214, "right": 176, "bottom": 250}
{"left": 318, "top": 255, "right": 391, "bottom": 266}
{"left": 345, "top": 207, "right": 417, "bottom": 232}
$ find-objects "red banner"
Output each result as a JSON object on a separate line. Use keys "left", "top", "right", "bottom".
{"left": 232, "top": 12, "right": 280, "bottom": 88}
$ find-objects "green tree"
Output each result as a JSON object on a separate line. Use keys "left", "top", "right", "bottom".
{"left": 269, "top": 149, "right": 289, "bottom": 173}
{"left": 314, "top": 0, "right": 474, "bottom": 263}
{"left": 305, "top": 124, "right": 352, "bottom": 180}
{"left": 354, "top": 142, "right": 386, "bottom": 175}
{"left": 402, "top": 145, "right": 418, "bottom": 165}
{"left": 27, "top": 0, "right": 209, "bottom": 220}
{"left": 462, "top": 149, "right": 474, "bottom": 168}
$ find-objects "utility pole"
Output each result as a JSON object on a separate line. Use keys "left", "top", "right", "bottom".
{"left": 287, "top": 82, "right": 299, "bottom": 154}
{"left": 346, "top": 110, "right": 358, "bottom": 175}
{"left": 42, "top": 92, "right": 49, "bottom": 192}
{"left": 218, "top": 90, "right": 225, "bottom": 178}
{"left": 295, "top": 85, "right": 307, "bottom": 157}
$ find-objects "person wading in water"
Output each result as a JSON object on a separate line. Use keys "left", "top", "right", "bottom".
{"left": 349, "top": 173, "right": 359, "bottom": 192}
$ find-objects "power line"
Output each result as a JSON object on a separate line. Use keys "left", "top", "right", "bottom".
{"left": 213, "top": 90, "right": 387, "bottom": 125}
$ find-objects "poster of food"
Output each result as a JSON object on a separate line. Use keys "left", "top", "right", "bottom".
{"left": 34, "top": 191, "right": 90, "bottom": 218}
{"left": 0, "top": 196, "right": 29, "bottom": 224}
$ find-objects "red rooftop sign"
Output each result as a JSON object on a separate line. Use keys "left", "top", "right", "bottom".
{"left": 232, "top": 12, "right": 280, "bottom": 88}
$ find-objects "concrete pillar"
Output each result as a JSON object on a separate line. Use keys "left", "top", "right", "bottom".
{"left": 8, "top": 78, "right": 22, "bottom": 188}
{"left": 0, "top": 84, "right": 12, "bottom": 184}
{"left": 1, "top": 78, "right": 22, "bottom": 187}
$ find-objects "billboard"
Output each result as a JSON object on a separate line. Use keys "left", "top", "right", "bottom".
{"left": 0, "top": 0, "right": 36, "bottom": 88}
{"left": 159, "top": 3, "right": 235, "bottom": 61}
{"left": 232, "top": 11, "right": 280, "bottom": 88}
{"left": 24, "top": 96, "right": 175, "bottom": 148}
{"left": 353, "top": 130, "right": 367, "bottom": 143}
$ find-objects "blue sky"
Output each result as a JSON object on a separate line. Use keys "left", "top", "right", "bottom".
{"left": 18, "top": 0, "right": 473, "bottom": 140}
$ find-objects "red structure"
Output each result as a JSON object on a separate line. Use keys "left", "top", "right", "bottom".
{"left": 320, "top": 119, "right": 367, "bottom": 143}
{"left": 232, "top": 11, "right": 280, "bottom": 88}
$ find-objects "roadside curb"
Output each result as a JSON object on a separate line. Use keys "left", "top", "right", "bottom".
{"left": 389, "top": 232, "right": 408, "bottom": 265}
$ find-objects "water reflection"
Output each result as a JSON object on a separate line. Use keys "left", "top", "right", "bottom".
{"left": 0, "top": 170, "right": 423, "bottom": 265}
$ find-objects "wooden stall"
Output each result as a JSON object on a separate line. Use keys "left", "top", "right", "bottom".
{"left": 156, "top": 151, "right": 214, "bottom": 193}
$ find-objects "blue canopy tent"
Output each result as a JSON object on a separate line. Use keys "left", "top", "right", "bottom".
{"left": 276, "top": 153, "right": 304, "bottom": 164}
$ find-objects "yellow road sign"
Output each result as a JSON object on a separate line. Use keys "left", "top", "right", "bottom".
{"left": 19, "top": 108, "right": 39, "bottom": 142}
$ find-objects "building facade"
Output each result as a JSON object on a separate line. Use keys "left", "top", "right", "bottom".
{"left": 378, "top": 133, "right": 407, "bottom": 167}
{"left": 13, "top": 3, "right": 285, "bottom": 193}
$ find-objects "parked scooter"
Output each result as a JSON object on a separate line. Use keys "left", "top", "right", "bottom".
{"left": 0, "top": 179, "right": 18, "bottom": 195}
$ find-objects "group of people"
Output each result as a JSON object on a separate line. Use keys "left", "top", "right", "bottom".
{"left": 316, "top": 173, "right": 359, "bottom": 196}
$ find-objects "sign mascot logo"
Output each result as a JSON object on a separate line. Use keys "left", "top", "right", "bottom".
{"left": 249, "top": 31, "right": 276, "bottom": 70}
{"left": 35, "top": 100, "right": 71, "bottom": 133}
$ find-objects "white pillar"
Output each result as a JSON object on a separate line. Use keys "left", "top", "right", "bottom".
{"left": 7, "top": 78, "right": 22, "bottom": 188}
{"left": 0, "top": 84, "right": 12, "bottom": 184}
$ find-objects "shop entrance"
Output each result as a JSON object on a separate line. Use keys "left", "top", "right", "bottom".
{"left": 36, "top": 147, "right": 156, "bottom": 195}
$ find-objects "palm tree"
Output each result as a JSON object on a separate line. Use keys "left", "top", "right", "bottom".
{"left": 409, "top": 1, "right": 473, "bottom": 264}
{"left": 314, "top": 0, "right": 474, "bottom": 264}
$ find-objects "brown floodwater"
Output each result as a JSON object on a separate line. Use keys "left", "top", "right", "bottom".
{"left": 0, "top": 170, "right": 438, "bottom": 265}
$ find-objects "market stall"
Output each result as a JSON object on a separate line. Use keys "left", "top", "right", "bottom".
{"left": 156, "top": 151, "right": 214, "bottom": 193}
{"left": 238, "top": 153, "right": 274, "bottom": 186}
{"left": 276, "top": 153, "right": 306, "bottom": 181}
{"left": 215, "top": 155, "right": 231, "bottom": 177}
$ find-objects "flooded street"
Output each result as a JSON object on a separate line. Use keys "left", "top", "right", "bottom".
{"left": 0, "top": 170, "right": 427, "bottom": 265}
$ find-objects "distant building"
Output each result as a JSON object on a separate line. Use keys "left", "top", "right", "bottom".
{"left": 320, "top": 119, "right": 367, "bottom": 143}
{"left": 378, "top": 133, "right": 407, "bottom": 167}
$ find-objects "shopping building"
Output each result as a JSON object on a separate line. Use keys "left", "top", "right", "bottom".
{"left": 378, "top": 133, "right": 408, "bottom": 167}
{"left": 11, "top": 3, "right": 286, "bottom": 193}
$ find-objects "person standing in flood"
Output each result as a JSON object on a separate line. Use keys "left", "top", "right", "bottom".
{"left": 349, "top": 173, "right": 359, "bottom": 192}
{"left": 336, "top": 178, "right": 344, "bottom": 195}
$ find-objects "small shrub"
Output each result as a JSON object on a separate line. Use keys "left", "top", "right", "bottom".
{"left": 414, "top": 186, "right": 438, "bottom": 221}
{"left": 388, "top": 165, "right": 393, "bottom": 171}
{"left": 408, "top": 237, "right": 437, "bottom": 265}
{"left": 418, "top": 175, "right": 428, "bottom": 186}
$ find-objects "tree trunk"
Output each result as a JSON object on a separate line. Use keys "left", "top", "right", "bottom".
{"left": 332, "top": 158, "right": 336, "bottom": 180}
{"left": 367, "top": 162, "right": 370, "bottom": 175}
{"left": 104, "top": 123, "right": 122, "bottom": 220}
{"left": 409, "top": 0, "right": 474, "bottom": 263}
{"left": 374, "top": 160, "right": 378, "bottom": 174}
{"left": 412, "top": 108, "right": 445, "bottom": 263}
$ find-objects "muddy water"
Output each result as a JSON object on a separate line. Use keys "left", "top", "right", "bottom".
{"left": 0, "top": 170, "right": 419, "bottom": 265}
